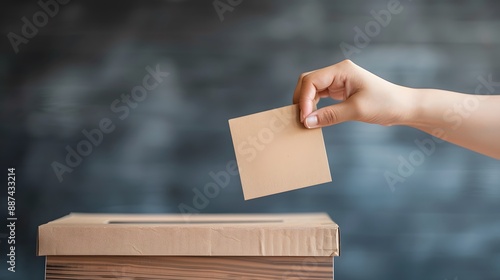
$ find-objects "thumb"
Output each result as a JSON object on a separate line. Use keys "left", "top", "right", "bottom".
{"left": 304, "top": 102, "right": 355, "bottom": 128}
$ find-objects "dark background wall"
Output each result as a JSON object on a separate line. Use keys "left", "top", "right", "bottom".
{"left": 1, "top": 0, "right": 500, "bottom": 279}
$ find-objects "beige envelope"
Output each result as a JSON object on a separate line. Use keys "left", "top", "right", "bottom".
{"left": 228, "top": 104, "right": 332, "bottom": 200}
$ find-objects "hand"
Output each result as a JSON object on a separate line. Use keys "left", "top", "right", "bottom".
{"left": 293, "top": 59, "right": 415, "bottom": 128}
{"left": 293, "top": 60, "right": 500, "bottom": 159}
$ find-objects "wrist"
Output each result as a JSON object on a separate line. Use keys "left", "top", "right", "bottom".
{"left": 395, "top": 86, "right": 447, "bottom": 129}
{"left": 387, "top": 85, "right": 422, "bottom": 127}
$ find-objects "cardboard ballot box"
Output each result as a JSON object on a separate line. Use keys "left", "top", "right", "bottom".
{"left": 38, "top": 213, "right": 340, "bottom": 279}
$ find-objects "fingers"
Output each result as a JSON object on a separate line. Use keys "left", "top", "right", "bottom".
{"left": 298, "top": 65, "right": 343, "bottom": 122}
{"left": 294, "top": 60, "right": 359, "bottom": 126}
{"left": 304, "top": 102, "right": 356, "bottom": 128}
{"left": 299, "top": 75, "right": 321, "bottom": 122}
{"left": 292, "top": 71, "right": 313, "bottom": 105}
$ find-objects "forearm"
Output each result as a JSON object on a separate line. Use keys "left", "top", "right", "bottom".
{"left": 400, "top": 87, "right": 500, "bottom": 159}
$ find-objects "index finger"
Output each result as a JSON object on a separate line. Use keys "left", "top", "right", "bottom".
{"left": 292, "top": 71, "right": 313, "bottom": 105}
{"left": 298, "top": 66, "right": 339, "bottom": 121}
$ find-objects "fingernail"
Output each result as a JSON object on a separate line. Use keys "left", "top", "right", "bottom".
{"left": 305, "top": 115, "right": 318, "bottom": 128}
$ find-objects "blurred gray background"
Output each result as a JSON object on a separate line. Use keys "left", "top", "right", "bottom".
{"left": 1, "top": 0, "right": 500, "bottom": 279}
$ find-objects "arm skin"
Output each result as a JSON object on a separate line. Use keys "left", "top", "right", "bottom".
{"left": 293, "top": 60, "right": 500, "bottom": 159}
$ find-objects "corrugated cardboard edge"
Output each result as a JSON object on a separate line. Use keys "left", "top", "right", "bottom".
{"left": 38, "top": 213, "right": 340, "bottom": 257}
{"left": 336, "top": 226, "right": 341, "bottom": 257}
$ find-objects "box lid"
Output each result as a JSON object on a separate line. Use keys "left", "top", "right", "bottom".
{"left": 38, "top": 213, "right": 340, "bottom": 257}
